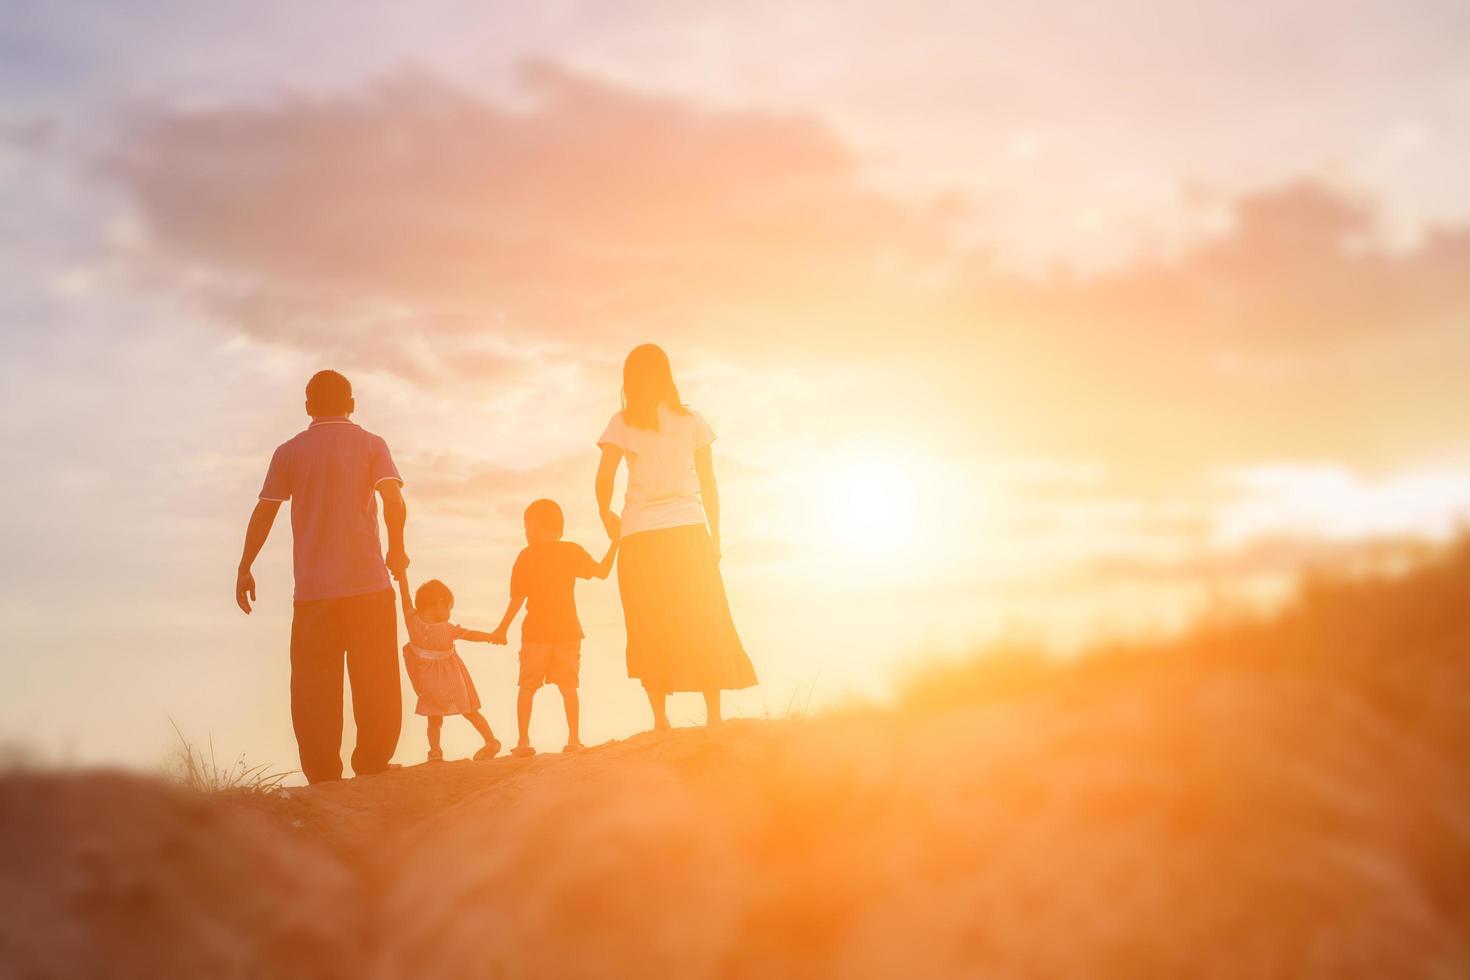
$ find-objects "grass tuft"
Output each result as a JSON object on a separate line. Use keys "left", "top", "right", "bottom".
{"left": 169, "top": 720, "right": 295, "bottom": 794}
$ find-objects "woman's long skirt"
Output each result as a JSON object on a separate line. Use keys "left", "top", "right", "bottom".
{"left": 617, "top": 523, "right": 757, "bottom": 693}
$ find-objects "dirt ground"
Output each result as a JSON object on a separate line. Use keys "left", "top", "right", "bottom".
{"left": 6, "top": 678, "right": 1470, "bottom": 980}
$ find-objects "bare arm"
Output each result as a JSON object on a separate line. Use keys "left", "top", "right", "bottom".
{"left": 396, "top": 573, "right": 415, "bottom": 623}
{"left": 488, "top": 596, "right": 526, "bottom": 645}
{"left": 458, "top": 629, "right": 498, "bottom": 643}
{"left": 694, "top": 445, "right": 721, "bottom": 561}
{"left": 595, "top": 444, "right": 623, "bottom": 540}
{"left": 235, "top": 499, "right": 282, "bottom": 614}
{"left": 591, "top": 538, "right": 619, "bottom": 580}
{"left": 397, "top": 579, "right": 421, "bottom": 686}
{"left": 378, "top": 480, "right": 409, "bottom": 581}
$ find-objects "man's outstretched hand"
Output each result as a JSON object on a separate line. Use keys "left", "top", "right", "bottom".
{"left": 235, "top": 567, "right": 257, "bottom": 614}
{"left": 385, "top": 548, "right": 410, "bottom": 582}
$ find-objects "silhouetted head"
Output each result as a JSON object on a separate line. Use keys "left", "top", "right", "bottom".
{"left": 415, "top": 579, "right": 454, "bottom": 623}
{"left": 621, "top": 343, "right": 690, "bottom": 431}
{"left": 305, "top": 370, "right": 354, "bottom": 418}
{"left": 524, "top": 498, "right": 565, "bottom": 544}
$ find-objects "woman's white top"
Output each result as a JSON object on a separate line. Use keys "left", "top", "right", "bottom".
{"left": 598, "top": 404, "right": 716, "bottom": 537}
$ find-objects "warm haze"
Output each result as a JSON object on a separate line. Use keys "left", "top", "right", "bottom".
{"left": 4, "top": 1, "right": 1470, "bottom": 772}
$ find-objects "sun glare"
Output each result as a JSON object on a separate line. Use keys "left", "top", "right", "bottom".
{"left": 823, "top": 454, "right": 920, "bottom": 559}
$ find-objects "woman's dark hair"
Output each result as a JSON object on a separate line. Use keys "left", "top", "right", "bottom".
{"left": 621, "top": 343, "right": 690, "bottom": 431}
{"left": 415, "top": 579, "right": 453, "bottom": 609}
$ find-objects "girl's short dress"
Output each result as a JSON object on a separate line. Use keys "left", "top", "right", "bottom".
{"left": 402, "top": 610, "right": 481, "bottom": 717}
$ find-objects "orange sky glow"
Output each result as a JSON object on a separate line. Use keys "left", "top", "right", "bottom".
{"left": 4, "top": 1, "right": 1470, "bottom": 772}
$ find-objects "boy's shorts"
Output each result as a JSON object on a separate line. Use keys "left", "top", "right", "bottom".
{"left": 519, "top": 640, "right": 581, "bottom": 689}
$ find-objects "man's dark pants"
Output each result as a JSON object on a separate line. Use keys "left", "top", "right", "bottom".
{"left": 289, "top": 587, "right": 401, "bottom": 783}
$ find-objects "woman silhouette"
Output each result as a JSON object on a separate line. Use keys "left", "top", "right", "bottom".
{"left": 596, "top": 344, "right": 757, "bottom": 728}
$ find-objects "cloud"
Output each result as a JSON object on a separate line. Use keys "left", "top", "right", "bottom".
{"left": 108, "top": 61, "right": 946, "bottom": 379}
{"left": 1215, "top": 464, "right": 1470, "bottom": 545}
{"left": 406, "top": 449, "right": 594, "bottom": 522}
{"left": 0, "top": 117, "right": 54, "bottom": 154}
{"left": 1067, "top": 534, "right": 1441, "bottom": 592}
{"left": 1025, "top": 179, "right": 1470, "bottom": 354}
{"left": 105, "top": 66, "right": 1470, "bottom": 463}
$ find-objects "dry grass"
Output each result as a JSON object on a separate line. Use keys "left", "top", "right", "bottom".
{"left": 168, "top": 720, "right": 295, "bottom": 794}
{"left": 364, "top": 540, "right": 1470, "bottom": 977}
{"left": 903, "top": 535, "right": 1470, "bottom": 744}
{"left": 8, "top": 539, "right": 1470, "bottom": 978}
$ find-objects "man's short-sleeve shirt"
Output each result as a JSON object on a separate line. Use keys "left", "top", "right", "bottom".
{"left": 509, "top": 541, "right": 599, "bottom": 642}
{"left": 259, "top": 417, "right": 403, "bottom": 601}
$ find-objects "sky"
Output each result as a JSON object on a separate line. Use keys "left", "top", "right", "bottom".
{"left": 4, "top": 0, "right": 1470, "bottom": 774}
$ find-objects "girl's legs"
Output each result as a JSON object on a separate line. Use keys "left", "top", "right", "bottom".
{"left": 646, "top": 687, "right": 670, "bottom": 730}
{"left": 464, "top": 710, "right": 496, "bottom": 745}
{"left": 515, "top": 687, "right": 536, "bottom": 751}
{"left": 557, "top": 684, "right": 582, "bottom": 749}
{"left": 703, "top": 689, "right": 722, "bottom": 726}
{"left": 426, "top": 715, "right": 444, "bottom": 758}
{"left": 464, "top": 711, "right": 499, "bottom": 758}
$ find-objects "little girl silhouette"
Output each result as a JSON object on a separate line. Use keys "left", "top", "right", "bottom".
{"left": 398, "top": 574, "right": 501, "bottom": 762}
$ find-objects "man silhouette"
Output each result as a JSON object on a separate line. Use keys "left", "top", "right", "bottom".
{"left": 235, "top": 370, "right": 408, "bottom": 783}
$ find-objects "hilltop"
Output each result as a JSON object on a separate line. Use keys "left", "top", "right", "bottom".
{"left": 6, "top": 541, "right": 1470, "bottom": 978}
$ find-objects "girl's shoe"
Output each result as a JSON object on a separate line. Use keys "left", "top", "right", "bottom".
{"left": 473, "top": 739, "right": 501, "bottom": 762}
{"left": 511, "top": 744, "right": 536, "bottom": 758}
{"left": 563, "top": 742, "right": 585, "bottom": 754}
{"left": 426, "top": 749, "right": 444, "bottom": 763}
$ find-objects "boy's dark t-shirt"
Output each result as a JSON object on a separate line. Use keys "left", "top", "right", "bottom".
{"left": 510, "top": 540, "right": 599, "bottom": 642}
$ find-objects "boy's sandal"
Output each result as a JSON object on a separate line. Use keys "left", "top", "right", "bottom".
{"left": 473, "top": 740, "right": 501, "bottom": 762}
{"left": 426, "top": 749, "right": 444, "bottom": 763}
{"left": 511, "top": 745, "right": 536, "bottom": 758}
{"left": 562, "top": 743, "right": 584, "bottom": 754}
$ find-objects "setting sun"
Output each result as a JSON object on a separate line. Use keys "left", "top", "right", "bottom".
{"left": 820, "top": 454, "right": 921, "bottom": 559}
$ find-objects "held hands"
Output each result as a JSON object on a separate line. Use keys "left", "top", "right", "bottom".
{"left": 600, "top": 508, "right": 622, "bottom": 542}
{"left": 235, "top": 567, "right": 257, "bottom": 614}
{"left": 488, "top": 629, "right": 508, "bottom": 646}
{"left": 385, "top": 547, "right": 410, "bottom": 582}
